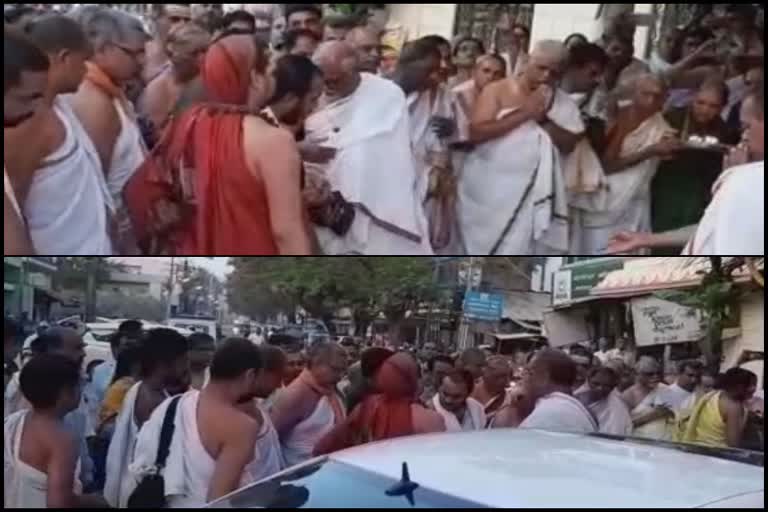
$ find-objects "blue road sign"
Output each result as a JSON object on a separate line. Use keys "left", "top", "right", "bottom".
{"left": 463, "top": 291, "right": 505, "bottom": 322}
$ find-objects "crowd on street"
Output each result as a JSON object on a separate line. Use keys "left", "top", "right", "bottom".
{"left": 4, "top": 4, "right": 764, "bottom": 256}
{"left": 3, "top": 315, "right": 764, "bottom": 508}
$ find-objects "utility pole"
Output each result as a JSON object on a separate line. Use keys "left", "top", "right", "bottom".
{"left": 166, "top": 257, "right": 176, "bottom": 321}
{"left": 84, "top": 258, "right": 98, "bottom": 323}
{"left": 457, "top": 257, "right": 478, "bottom": 351}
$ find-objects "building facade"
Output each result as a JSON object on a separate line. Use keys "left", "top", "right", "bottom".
{"left": 3, "top": 257, "right": 59, "bottom": 321}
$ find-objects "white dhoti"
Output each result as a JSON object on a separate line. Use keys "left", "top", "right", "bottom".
{"left": 576, "top": 386, "right": 632, "bottom": 436}
{"left": 104, "top": 381, "right": 141, "bottom": 509}
{"left": 306, "top": 73, "right": 431, "bottom": 255}
{"left": 458, "top": 90, "right": 583, "bottom": 255}
{"left": 576, "top": 112, "right": 672, "bottom": 254}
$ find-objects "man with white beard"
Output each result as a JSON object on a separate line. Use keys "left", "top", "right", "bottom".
{"left": 305, "top": 41, "right": 432, "bottom": 255}
{"left": 459, "top": 40, "right": 584, "bottom": 255}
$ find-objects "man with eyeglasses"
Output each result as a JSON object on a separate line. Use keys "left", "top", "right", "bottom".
{"left": 621, "top": 356, "right": 673, "bottom": 440}
{"left": 68, "top": 6, "right": 150, "bottom": 253}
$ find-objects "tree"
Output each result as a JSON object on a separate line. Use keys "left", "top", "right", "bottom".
{"left": 227, "top": 257, "right": 436, "bottom": 340}
{"left": 655, "top": 257, "right": 758, "bottom": 372}
{"left": 53, "top": 258, "right": 126, "bottom": 322}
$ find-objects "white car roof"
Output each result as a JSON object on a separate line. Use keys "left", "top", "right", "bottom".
{"left": 329, "top": 429, "right": 764, "bottom": 509}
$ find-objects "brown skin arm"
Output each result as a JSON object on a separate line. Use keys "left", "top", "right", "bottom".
{"left": 4, "top": 193, "right": 34, "bottom": 255}
{"left": 69, "top": 84, "right": 121, "bottom": 177}
{"left": 721, "top": 396, "right": 747, "bottom": 448}
{"left": 491, "top": 404, "right": 524, "bottom": 428}
{"left": 206, "top": 415, "right": 258, "bottom": 503}
{"left": 138, "top": 77, "right": 172, "bottom": 133}
{"left": 541, "top": 120, "right": 583, "bottom": 155}
{"left": 46, "top": 428, "right": 78, "bottom": 508}
{"left": 270, "top": 383, "right": 315, "bottom": 441}
{"left": 245, "top": 118, "right": 313, "bottom": 255}
{"left": 469, "top": 82, "right": 534, "bottom": 145}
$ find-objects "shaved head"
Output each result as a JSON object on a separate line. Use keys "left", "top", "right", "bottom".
{"left": 313, "top": 41, "right": 361, "bottom": 99}
{"left": 530, "top": 40, "right": 569, "bottom": 63}
{"left": 523, "top": 40, "right": 568, "bottom": 90}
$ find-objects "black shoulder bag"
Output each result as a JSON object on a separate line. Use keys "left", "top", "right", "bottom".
{"left": 127, "top": 396, "right": 182, "bottom": 509}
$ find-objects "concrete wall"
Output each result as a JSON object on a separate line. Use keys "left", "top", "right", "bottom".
{"left": 387, "top": 4, "right": 457, "bottom": 41}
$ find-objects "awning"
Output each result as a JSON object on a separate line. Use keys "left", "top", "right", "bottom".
{"left": 592, "top": 257, "right": 764, "bottom": 298}
{"left": 492, "top": 333, "right": 542, "bottom": 341}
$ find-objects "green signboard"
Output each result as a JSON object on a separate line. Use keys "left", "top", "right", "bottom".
{"left": 553, "top": 258, "right": 625, "bottom": 306}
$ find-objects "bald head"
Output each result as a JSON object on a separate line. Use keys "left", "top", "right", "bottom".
{"left": 313, "top": 41, "right": 361, "bottom": 99}
{"left": 345, "top": 27, "right": 381, "bottom": 73}
{"left": 307, "top": 341, "right": 348, "bottom": 387}
{"left": 632, "top": 73, "right": 667, "bottom": 115}
{"left": 523, "top": 40, "right": 568, "bottom": 89}
{"left": 30, "top": 327, "right": 85, "bottom": 369}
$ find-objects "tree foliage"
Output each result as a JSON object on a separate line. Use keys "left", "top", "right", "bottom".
{"left": 53, "top": 257, "right": 126, "bottom": 291}
{"left": 227, "top": 257, "right": 436, "bottom": 336}
{"left": 655, "top": 257, "right": 754, "bottom": 372}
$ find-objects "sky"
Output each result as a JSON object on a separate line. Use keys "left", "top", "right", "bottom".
{"left": 111, "top": 257, "right": 233, "bottom": 279}
{"left": 194, "top": 258, "right": 232, "bottom": 278}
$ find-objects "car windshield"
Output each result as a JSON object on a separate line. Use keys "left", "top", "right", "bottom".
{"left": 207, "top": 458, "right": 487, "bottom": 509}
{"left": 587, "top": 433, "right": 765, "bottom": 467}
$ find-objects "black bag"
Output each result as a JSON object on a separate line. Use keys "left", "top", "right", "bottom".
{"left": 127, "top": 396, "right": 182, "bottom": 509}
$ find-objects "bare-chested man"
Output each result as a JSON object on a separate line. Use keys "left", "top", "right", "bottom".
{"left": 4, "top": 354, "right": 82, "bottom": 508}
{"left": 4, "top": 28, "right": 49, "bottom": 255}
{"left": 452, "top": 54, "right": 507, "bottom": 138}
{"left": 460, "top": 40, "right": 584, "bottom": 255}
{"left": 69, "top": 7, "right": 151, "bottom": 252}
{"left": 139, "top": 23, "right": 210, "bottom": 134}
{"left": 130, "top": 339, "right": 284, "bottom": 507}
{"left": 270, "top": 342, "right": 348, "bottom": 467}
{"left": 143, "top": 4, "right": 192, "bottom": 84}
{"left": 104, "top": 328, "right": 189, "bottom": 508}
{"left": 6, "top": 15, "right": 113, "bottom": 256}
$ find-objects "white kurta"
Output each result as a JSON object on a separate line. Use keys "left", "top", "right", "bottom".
{"left": 305, "top": 73, "right": 432, "bottom": 255}
{"left": 458, "top": 89, "right": 583, "bottom": 255}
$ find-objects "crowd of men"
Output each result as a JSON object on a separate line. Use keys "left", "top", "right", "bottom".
{"left": 3, "top": 315, "right": 763, "bottom": 508}
{"left": 4, "top": 4, "right": 764, "bottom": 256}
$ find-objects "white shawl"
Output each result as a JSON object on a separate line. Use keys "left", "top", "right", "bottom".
{"left": 458, "top": 89, "right": 583, "bottom": 255}
{"left": 684, "top": 161, "right": 764, "bottom": 255}
{"left": 576, "top": 386, "right": 632, "bottom": 436}
{"left": 431, "top": 395, "right": 486, "bottom": 432}
{"left": 104, "top": 381, "right": 141, "bottom": 508}
{"left": 305, "top": 74, "right": 426, "bottom": 243}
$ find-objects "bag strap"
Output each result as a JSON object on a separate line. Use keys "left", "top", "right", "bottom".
{"left": 155, "top": 395, "right": 182, "bottom": 470}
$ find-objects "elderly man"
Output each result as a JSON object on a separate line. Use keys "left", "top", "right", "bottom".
{"left": 305, "top": 41, "right": 432, "bottom": 255}
{"left": 69, "top": 7, "right": 150, "bottom": 253}
{"left": 575, "top": 366, "right": 632, "bottom": 435}
{"left": 139, "top": 23, "right": 211, "bottom": 134}
{"left": 430, "top": 369, "right": 486, "bottom": 432}
{"left": 575, "top": 73, "right": 681, "bottom": 254}
{"left": 460, "top": 40, "right": 585, "bottom": 255}
{"left": 471, "top": 356, "right": 512, "bottom": 425}
{"left": 519, "top": 349, "right": 598, "bottom": 433}
{"left": 270, "top": 342, "right": 348, "bottom": 467}
{"left": 621, "top": 356, "right": 672, "bottom": 440}
{"left": 345, "top": 26, "right": 382, "bottom": 74}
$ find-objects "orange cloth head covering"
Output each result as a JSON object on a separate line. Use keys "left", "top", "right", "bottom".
{"left": 202, "top": 34, "right": 257, "bottom": 105}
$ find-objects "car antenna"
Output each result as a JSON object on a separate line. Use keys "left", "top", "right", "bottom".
{"left": 385, "top": 462, "right": 419, "bottom": 506}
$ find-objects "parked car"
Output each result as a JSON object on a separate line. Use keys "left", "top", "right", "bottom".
{"left": 207, "top": 429, "right": 764, "bottom": 509}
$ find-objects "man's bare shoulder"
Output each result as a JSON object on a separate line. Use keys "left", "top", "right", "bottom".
{"left": 243, "top": 116, "right": 294, "bottom": 146}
